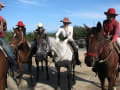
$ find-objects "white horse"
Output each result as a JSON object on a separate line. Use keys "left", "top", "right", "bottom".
{"left": 36, "top": 36, "right": 76, "bottom": 90}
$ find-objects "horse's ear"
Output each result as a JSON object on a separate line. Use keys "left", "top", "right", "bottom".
{"left": 97, "top": 22, "right": 102, "bottom": 32}
{"left": 84, "top": 24, "right": 89, "bottom": 30}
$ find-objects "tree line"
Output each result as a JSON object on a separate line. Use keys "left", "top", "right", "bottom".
{"left": 4, "top": 26, "right": 87, "bottom": 43}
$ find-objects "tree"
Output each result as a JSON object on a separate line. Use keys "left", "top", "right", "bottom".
{"left": 73, "top": 26, "right": 87, "bottom": 40}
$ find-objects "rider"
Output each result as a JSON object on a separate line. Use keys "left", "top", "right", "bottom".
{"left": 92, "top": 8, "right": 120, "bottom": 72}
{"left": 30, "top": 22, "right": 48, "bottom": 56}
{"left": 0, "top": 2, "right": 16, "bottom": 66}
{"left": 56, "top": 17, "right": 81, "bottom": 65}
{"left": 16, "top": 21, "right": 26, "bottom": 35}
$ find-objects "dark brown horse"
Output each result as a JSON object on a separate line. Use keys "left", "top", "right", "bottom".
{"left": 0, "top": 48, "right": 8, "bottom": 90}
{"left": 85, "top": 22, "right": 119, "bottom": 90}
{"left": 10, "top": 28, "right": 32, "bottom": 87}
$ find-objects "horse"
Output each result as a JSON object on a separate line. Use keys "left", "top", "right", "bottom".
{"left": 0, "top": 48, "right": 8, "bottom": 90}
{"left": 35, "top": 32, "right": 49, "bottom": 81}
{"left": 85, "top": 22, "right": 119, "bottom": 90}
{"left": 10, "top": 28, "right": 32, "bottom": 87}
{"left": 36, "top": 36, "right": 76, "bottom": 90}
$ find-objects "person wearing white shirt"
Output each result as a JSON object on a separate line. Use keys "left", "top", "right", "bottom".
{"left": 56, "top": 17, "right": 81, "bottom": 65}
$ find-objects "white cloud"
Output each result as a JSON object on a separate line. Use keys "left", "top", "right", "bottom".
{"left": 68, "top": 11, "right": 105, "bottom": 19}
{"left": 18, "top": 0, "right": 47, "bottom": 6}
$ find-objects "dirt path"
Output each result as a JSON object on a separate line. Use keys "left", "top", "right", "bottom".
{"left": 7, "top": 49, "right": 120, "bottom": 90}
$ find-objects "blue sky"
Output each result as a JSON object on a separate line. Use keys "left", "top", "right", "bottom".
{"left": 1, "top": 0, "right": 120, "bottom": 33}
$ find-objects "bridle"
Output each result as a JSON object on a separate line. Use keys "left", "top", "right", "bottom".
{"left": 86, "top": 39, "right": 113, "bottom": 63}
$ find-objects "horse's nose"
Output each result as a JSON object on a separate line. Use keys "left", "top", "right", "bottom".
{"left": 85, "top": 56, "right": 93, "bottom": 67}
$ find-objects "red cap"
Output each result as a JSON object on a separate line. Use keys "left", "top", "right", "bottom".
{"left": 0, "top": 2, "right": 5, "bottom": 8}
{"left": 16, "top": 21, "right": 25, "bottom": 27}
{"left": 60, "top": 17, "right": 72, "bottom": 24}
{"left": 104, "top": 8, "right": 118, "bottom": 16}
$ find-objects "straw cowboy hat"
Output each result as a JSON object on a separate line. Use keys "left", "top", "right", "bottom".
{"left": 60, "top": 17, "right": 72, "bottom": 24}
{"left": 104, "top": 8, "right": 118, "bottom": 16}
{"left": 16, "top": 21, "right": 25, "bottom": 27}
{"left": 0, "top": 2, "right": 5, "bottom": 8}
{"left": 37, "top": 23, "right": 44, "bottom": 28}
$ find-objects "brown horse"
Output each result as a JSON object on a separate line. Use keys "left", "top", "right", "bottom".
{"left": 85, "top": 22, "right": 119, "bottom": 90}
{"left": 10, "top": 28, "right": 32, "bottom": 87}
{"left": 0, "top": 48, "right": 8, "bottom": 90}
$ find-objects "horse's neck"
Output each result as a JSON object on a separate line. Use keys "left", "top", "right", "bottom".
{"left": 100, "top": 41, "right": 113, "bottom": 60}
{"left": 19, "top": 40, "right": 30, "bottom": 55}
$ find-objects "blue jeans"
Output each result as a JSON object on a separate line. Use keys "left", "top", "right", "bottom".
{"left": 0, "top": 38, "right": 16, "bottom": 64}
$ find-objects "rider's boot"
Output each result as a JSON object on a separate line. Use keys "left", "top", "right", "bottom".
{"left": 74, "top": 50, "right": 81, "bottom": 65}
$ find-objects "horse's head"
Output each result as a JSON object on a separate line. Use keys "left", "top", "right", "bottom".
{"left": 10, "top": 28, "right": 25, "bottom": 47}
{"left": 85, "top": 22, "right": 105, "bottom": 67}
{"left": 36, "top": 35, "right": 51, "bottom": 60}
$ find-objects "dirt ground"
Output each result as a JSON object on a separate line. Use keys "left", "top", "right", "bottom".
{"left": 7, "top": 49, "right": 120, "bottom": 90}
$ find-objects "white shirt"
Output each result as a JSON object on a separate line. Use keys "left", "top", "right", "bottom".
{"left": 56, "top": 25, "right": 73, "bottom": 41}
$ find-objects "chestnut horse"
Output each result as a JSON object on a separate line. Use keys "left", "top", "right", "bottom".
{"left": 85, "top": 22, "right": 119, "bottom": 90}
{"left": 0, "top": 48, "right": 8, "bottom": 90}
{"left": 10, "top": 28, "right": 32, "bottom": 87}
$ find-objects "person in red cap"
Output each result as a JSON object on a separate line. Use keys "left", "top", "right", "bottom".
{"left": 103, "top": 8, "right": 119, "bottom": 42}
{"left": 56, "top": 17, "right": 81, "bottom": 65}
{"left": 16, "top": 21, "right": 26, "bottom": 35}
{"left": 92, "top": 8, "right": 120, "bottom": 73}
{"left": 0, "top": 2, "right": 17, "bottom": 66}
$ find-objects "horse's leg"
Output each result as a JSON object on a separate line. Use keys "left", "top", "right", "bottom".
{"left": 41, "top": 60, "right": 44, "bottom": 72}
{"left": 108, "top": 75, "right": 117, "bottom": 90}
{"left": 98, "top": 73, "right": 106, "bottom": 90}
{"left": 35, "top": 57, "right": 39, "bottom": 81}
{"left": 45, "top": 59, "right": 49, "bottom": 80}
{"left": 5, "top": 75, "right": 8, "bottom": 89}
{"left": 18, "top": 61, "right": 22, "bottom": 88}
{"left": 72, "top": 63, "right": 75, "bottom": 82}
{"left": 0, "top": 77, "right": 6, "bottom": 90}
{"left": 67, "top": 65, "right": 72, "bottom": 90}
{"left": 56, "top": 65, "right": 61, "bottom": 88}
{"left": 28, "top": 60, "right": 33, "bottom": 84}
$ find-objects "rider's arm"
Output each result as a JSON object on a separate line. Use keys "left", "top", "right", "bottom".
{"left": 112, "top": 21, "right": 119, "bottom": 42}
{"left": 18, "top": 31, "right": 24, "bottom": 46}
{"left": 67, "top": 26, "right": 73, "bottom": 40}
{"left": 56, "top": 28, "right": 62, "bottom": 41}
{"left": 0, "top": 16, "right": 7, "bottom": 31}
{"left": 103, "top": 21, "right": 107, "bottom": 36}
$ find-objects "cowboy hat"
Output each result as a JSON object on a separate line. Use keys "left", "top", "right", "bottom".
{"left": 37, "top": 23, "right": 44, "bottom": 28}
{"left": 16, "top": 21, "right": 25, "bottom": 27}
{"left": 104, "top": 8, "right": 118, "bottom": 16}
{"left": 60, "top": 17, "right": 72, "bottom": 24}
